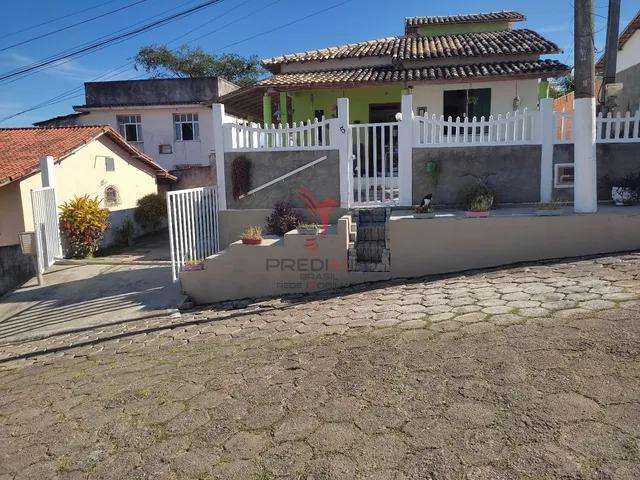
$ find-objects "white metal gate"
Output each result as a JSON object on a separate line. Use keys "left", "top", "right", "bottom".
{"left": 167, "top": 186, "right": 219, "bottom": 282}
{"left": 350, "top": 122, "right": 399, "bottom": 205}
{"left": 31, "top": 186, "right": 62, "bottom": 272}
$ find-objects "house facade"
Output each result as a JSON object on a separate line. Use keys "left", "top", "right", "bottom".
{"left": 0, "top": 125, "right": 174, "bottom": 295}
{"left": 35, "top": 77, "right": 240, "bottom": 174}
{"left": 596, "top": 10, "right": 640, "bottom": 113}
{"left": 222, "top": 11, "right": 570, "bottom": 124}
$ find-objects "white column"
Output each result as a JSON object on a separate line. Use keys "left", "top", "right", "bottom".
{"left": 211, "top": 103, "right": 227, "bottom": 210}
{"left": 573, "top": 97, "right": 598, "bottom": 213}
{"left": 398, "top": 94, "right": 414, "bottom": 206}
{"left": 539, "top": 99, "right": 555, "bottom": 203}
{"left": 332, "top": 97, "right": 351, "bottom": 208}
{"left": 39, "top": 155, "right": 56, "bottom": 188}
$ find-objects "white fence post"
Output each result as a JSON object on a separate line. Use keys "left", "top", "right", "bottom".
{"left": 331, "top": 97, "right": 351, "bottom": 208}
{"left": 211, "top": 103, "right": 228, "bottom": 210}
{"left": 574, "top": 97, "right": 598, "bottom": 213}
{"left": 398, "top": 94, "right": 414, "bottom": 206}
{"left": 539, "top": 99, "right": 555, "bottom": 203}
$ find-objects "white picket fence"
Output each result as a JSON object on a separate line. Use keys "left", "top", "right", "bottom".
{"left": 554, "top": 110, "right": 574, "bottom": 144}
{"left": 31, "top": 186, "right": 62, "bottom": 272}
{"left": 414, "top": 109, "right": 538, "bottom": 147}
{"left": 555, "top": 109, "right": 640, "bottom": 144}
{"left": 167, "top": 186, "right": 219, "bottom": 282}
{"left": 225, "top": 117, "right": 333, "bottom": 151}
{"left": 351, "top": 122, "right": 399, "bottom": 205}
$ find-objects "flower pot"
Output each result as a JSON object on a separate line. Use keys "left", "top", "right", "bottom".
{"left": 464, "top": 210, "right": 490, "bottom": 218}
{"left": 241, "top": 237, "right": 262, "bottom": 245}
{"left": 297, "top": 226, "right": 321, "bottom": 235}
{"left": 535, "top": 209, "right": 563, "bottom": 216}
{"left": 612, "top": 186, "right": 634, "bottom": 206}
{"left": 413, "top": 212, "right": 436, "bottom": 219}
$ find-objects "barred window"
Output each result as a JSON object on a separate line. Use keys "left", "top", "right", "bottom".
{"left": 173, "top": 113, "right": 199, "bottom": 141}
{"left": 117, "top": 114, "right": 142, "bottom": 143}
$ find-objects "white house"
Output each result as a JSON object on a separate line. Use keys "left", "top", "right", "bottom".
{"left": 35, "top": 77, "right": 240, "bottom": 176}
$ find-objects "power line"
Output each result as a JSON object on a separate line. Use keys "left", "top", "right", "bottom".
{"left": 1, "top": 0, "right": 354, "bottom": 123}
{"left": 0, "top": 0, "right": 150, "bottom": 53}
{"left": 0, "top": 0, "right": 226, "bottom": 83}
{"left": 0, "top": 0, "right": 124, "bottom": 41}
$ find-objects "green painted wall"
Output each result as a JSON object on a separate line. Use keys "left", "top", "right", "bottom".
{"left": 416, "top": 21, "right": 511, "bottom": 36}
{"left": 291, "top": 86, "right": 403, "bottom": 123}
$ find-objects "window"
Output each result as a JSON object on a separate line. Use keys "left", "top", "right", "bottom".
{"left": 104, "top": 186, "right": 119, "bottom": 207}
{"left": 554, "top": 163, "right": 575, "bottom": 188}
{"left": 443, "top": 88, "right": 491, "bottom": 136}
{"left": 117, "top": 115, "right": 142, "bottom": 143}
{"left": 105, "top": 157, "right": 115, "bottom": 172}
{"left": 173, "top": 113, "right": 200, "bottom": 141}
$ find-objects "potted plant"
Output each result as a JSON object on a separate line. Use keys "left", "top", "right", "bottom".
{"left": 461, "top": 182, "right": 495, "bottom": 218}
{"left": 610, "top": 173, "right": 639, "bottom": 206}
{"left": 297, "top": 223, "right": 322, "bottom": 235}
{"left": 414, "top": 194, "right": 435, "bottom": 219}
{"left": 241, "top": 226, "right": 263, "bottom": 245}
{"left": 535, "top": 199, "right": 564, "bottom": 216}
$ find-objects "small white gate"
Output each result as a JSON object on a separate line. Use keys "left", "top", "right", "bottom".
{"left": 167, "top": 186, "right": 219, "bottom": 282}
{"left": 350, "top": 122, "right": 399, "bottom": 205}
{"left": 30, "top": 186, "right": 62, "bottom": 272}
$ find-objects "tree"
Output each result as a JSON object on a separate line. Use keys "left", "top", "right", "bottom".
{"left": 134, "top": 45, "right": 265, "bottom": 86}
{"left": 549, "top": 74, "right": 575, "bottom": 98}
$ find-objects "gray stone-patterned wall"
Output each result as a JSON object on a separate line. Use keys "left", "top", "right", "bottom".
{"left": 412, "top": 145, "right": 542, "bottom": 206}
{"left": 224, "top": 150, "right": 339, "bottom": 209}
{"left": 0, "top": 245, "right": 35, "bottom": 297}
{"left": 616, "top": 63, "right": 640, "bottom": 113}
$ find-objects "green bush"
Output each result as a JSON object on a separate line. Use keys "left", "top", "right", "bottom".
{"left": 461, "top": 181, "right": 496, "bottom": 212}
{"left": 59, "top": 195, "right": 110, "bottom": 258}
{"left": 134, "top": 193, "right": 167, "bottom": 232}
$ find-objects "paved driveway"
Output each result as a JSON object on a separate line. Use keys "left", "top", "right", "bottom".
{"left": 1, "top": 253, "right": 639, "bottom": 479}
{"left": 0, "top": 253, "right": 180, "bottom": 345}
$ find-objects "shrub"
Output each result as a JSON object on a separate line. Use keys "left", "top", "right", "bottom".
{"left": 265, "top": 201, "right": 305, "bottom": 236}
{"left": 59, "top": 195, "right": 110, "bottom": 258}
{"left": 241, "top": 225, "right": 263, "bottom": 240}
{"left": 461, "top": 181, "right": 495, "bottom": 212}
{"left": 115, "top": 217, "right": 135, "bottom": 247}
{"left": 134, "top": 193, "right": 166, "bottom": 232}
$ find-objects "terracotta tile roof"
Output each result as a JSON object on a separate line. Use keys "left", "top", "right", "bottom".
{"left": 263, "top": 29, "right": 560, "bottom": 70}
{"left": 259, "top": 59, "right": 570, "bottom": 89}
{"left": 0, "top": 125, "right": 175, "bottom": 186}
{"left": 405, "top": 11, "right": 525, "bottom": 32}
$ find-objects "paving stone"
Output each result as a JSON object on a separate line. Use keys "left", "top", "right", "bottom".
{"left": 455, "top": 312, "right": 487, "bottom": 324}
{"left": 579, "top": 300, "right": 617, "bottom": 310}
{"left": 491, "top": 314, "right": 525, "bottom": 326}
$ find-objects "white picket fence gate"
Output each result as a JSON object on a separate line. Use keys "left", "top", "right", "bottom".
{"left": 167, "top": 186, "right": 219, "bottom": 282}
{"left": 350, "top": 122, "right": 399, "bottom": 205}
{"left": 31, "top": 186, "right": 62, "bottom": 272}
{"left": 226, "top": 118, "right": 333, "bottom": 151}
{"left": 414, "top": 109, "right": 539, "bottom": 147}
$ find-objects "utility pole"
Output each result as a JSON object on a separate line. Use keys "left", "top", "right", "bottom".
{"left": 573, "top": 0, "right": 598, "bottom": 213}
{"left": 601, "top": 0, "right": 621, "bottom": 113}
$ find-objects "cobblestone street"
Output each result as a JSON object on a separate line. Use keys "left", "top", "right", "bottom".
{"left": 1, "top": 253, "right": 639, "bottom": 479}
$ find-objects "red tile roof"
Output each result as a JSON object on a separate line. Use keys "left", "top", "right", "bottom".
{"left": 0, "top": 125, "right": 175, "bottom": 186}
{"left": 262, "top": 29, "right": 559, "bottom": 70}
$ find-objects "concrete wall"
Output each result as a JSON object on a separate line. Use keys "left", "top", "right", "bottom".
{"left": 412, "top": 145, "right": 542, "bottom": 206}
{"left": 0, "top": 245, "right": 35, "bottom": 298}
{"left": 170, "top": 165, "right": 216, "bottom": 190}
{"left": 616, "top": 63, "right": 640, "bottom": 113}
{"left": 552, "top": 143, "right": 640, "bottom": 201}
{"left": 616, "top": 29, "right": 640, "bottom": 73}
{"left": 16, "top": 135, "right": 159, "bottom": 249}
{"left": 218, "top": 207, "right": 348, "bottom": 249}
{"left": 84, "top": 77, "right": 238, "bottom": 107}
{"left": 223, "top": 150, "right": 340, "bottom": 209}
{"left": 0, "top": 182, "right": 26, "bottom": 247}
{"left": 390, "top": 208, "right": 640, "bottom": 278}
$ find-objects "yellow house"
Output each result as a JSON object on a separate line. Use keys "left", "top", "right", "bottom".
{"left": 0, "top": 125, "right": 175, "bottom": 250}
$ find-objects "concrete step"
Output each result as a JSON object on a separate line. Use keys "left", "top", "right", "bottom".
{"left": 357, "top": 223, "right": 386, "bottom": 241}
{"left": 355, "top": 240, "right": 385, "bottom": 263}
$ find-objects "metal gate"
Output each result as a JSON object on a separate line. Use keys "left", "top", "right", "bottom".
{"left": 350, "top": 122, "right": 399, "bottom": 205}
{"left": 31, "top": 186, "right": 62, "bottom": 272}
{"left": 167, "top": 186, "right": 219, "bottom": 282}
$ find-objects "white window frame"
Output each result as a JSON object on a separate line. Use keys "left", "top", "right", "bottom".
{"left": 173, "top": 113, "right": 200, "bottom": 141}
{"left": 554, "top": 163, "right": 575, "bottom": 189}
{"left": 117, "top": 114, "right": 143, "bottom": 143}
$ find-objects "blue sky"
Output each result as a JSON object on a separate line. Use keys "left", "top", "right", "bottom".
{"left": 0, "top": 0, "right": 636, "bottom": 126}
